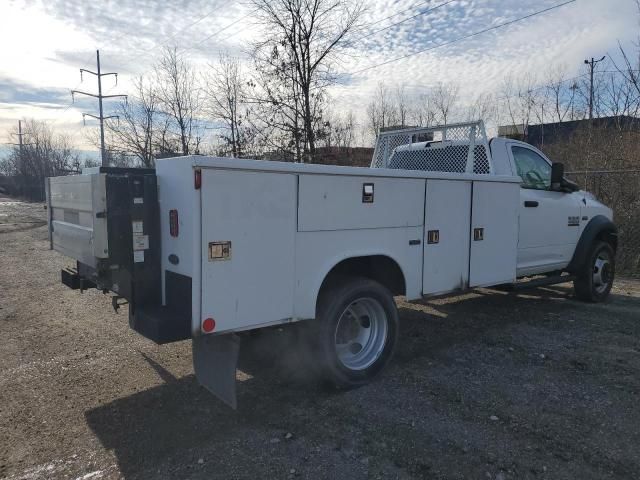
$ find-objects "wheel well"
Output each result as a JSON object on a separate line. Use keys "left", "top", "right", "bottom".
{"left": 596, "top": 229, "right": 618, "bottom": 253}
{"left": 567, "top": 216, "right": 618, "bottom": 274}
{"left": 319, "top": 255, "right": 406, "bottom": 298}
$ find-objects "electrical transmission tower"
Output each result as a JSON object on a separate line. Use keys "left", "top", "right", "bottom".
{"left": 72, "top": 50, "right": 127, "bottom": 167}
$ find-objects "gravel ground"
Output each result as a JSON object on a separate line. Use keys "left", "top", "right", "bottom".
{"left": 1, "top": 196, "right": 639, "bottom": 480}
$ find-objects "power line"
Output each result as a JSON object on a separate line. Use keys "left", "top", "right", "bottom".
{"left": 358, "top": 0, "right": 456, "bottom": 40}
{"left": 363, "top": 0, "right": 453, "bottom": 31}
{"left": 180, "top": 10, "right": 258, "bottom": 54}
{"left": 347, "top": 0, "right": 576, "bottom": 76}
{"left": 141, "top": 6, "right": 222, "bottom": 53}
{"left": 126, "top": 5, "right": 243, "bottom": 64}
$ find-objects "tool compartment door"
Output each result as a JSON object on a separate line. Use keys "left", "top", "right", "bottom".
{"left": 200, "top": 169, "right": 296, "bottom": 333}
{"left": 469, "top": 181, "right": 519, "bottom": 287}
{"left": 422, "top": 180, "right": 472, "bottom": 295}
{"left": 297, "top": 175, "right": 424, "bottom": 232}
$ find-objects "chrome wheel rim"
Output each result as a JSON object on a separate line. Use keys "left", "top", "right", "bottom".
{"left": 593, "top": 250, "right": 613, "bottom": 294}
{"left": 334, "top": 297, "right": 388, "bottom": 371}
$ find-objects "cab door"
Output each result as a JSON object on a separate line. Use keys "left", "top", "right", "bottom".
{"left": 508, "top": 143, "right": 582, "bottom": 276}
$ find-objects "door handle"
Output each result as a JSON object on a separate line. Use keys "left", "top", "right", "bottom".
{"left": 524, "top": 200, "right": 539, "bottom": 208}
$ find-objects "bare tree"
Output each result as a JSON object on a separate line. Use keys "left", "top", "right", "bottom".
{"left": 105, "top": 76, "right": 158, "bottom": 167}
{"left": 321, "top": 109, "right": 356, "bottom": 149}
{"left": 499, "top": 74, "right": 539, "bottom": 138}
{"left": 601, "top": 70, "right": 640, "bottom": 119}
{"left": 2, "top": 119, "right": 77, "bottom": 176}
{"left": 544, "top": 66, "right": 577, "bottom": 123}
{"left": 366, "top": 82, "right": 398, "bottom": 138}
{"left": 531, "top": 86, "right": 551, "bottom": 128}
{"left": 431, "top": 82, "right": 459, "bottom": 125}
{"left": 155, "top": 47, "right": 203, "bottom": 156}
{"left": 340, "top": 111, "right": 356, "bottom": 149}
{"left": 251, "top": 0, "right": 365, "bottom": 161}
{"left": 466, "top": 92, "right": 496, "bottom": 124}
{"left": 246, "top": 63, "right": 304, "bottom": 160}
{"left": 204, "top": 54, "right": 250, "bottom": 157}
{"left": 0, "top": 119, "right": 82, "bottom": 199}
{"left": 395, "top": 84, "right": 409, "bottom": 128}
{"left": 610, "top": 1, "right": 640, "bottom": 98}
{"left": 610, "top": 2, "right": 640, "bottom": 119}
{"left": 410, "top": 92, "right": 437, "bottom": 128}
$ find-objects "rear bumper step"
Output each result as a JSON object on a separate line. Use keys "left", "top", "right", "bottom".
{"left": 61, "top": 268, "right": 96, "bottom": 291}
{"left": 129, "top": 305, "right": 191, "bottom": 344}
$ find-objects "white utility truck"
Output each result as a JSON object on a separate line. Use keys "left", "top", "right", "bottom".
{"left": 46, "top": 121, "right": 617, "bottom": 408}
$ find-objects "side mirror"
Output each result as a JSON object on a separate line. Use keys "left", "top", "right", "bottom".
{"left": 550, "top": 162, "right": 564, "bottom": 191}
{"left": 550, "top": 162, "right": 579, "bottom": 192}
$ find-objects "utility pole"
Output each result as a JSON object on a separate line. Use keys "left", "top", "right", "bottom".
{"left": 72, "top": 50, "right": 127, "bottom": 166}
{"left": 584, "top": 56, "right": 605, "bottom": 120}
{"left": 6, "top": 120, "right": 33, "bottom": 159}
{"left": 14, "top": 120, "right": 25, "bottom": 155}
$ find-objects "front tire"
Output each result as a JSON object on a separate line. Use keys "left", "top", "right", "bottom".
{"left": 574, "top": 241, "right": 615, "bottom": 302}
{"left": 313, "top": 276, "right": 399, "bottom": 388}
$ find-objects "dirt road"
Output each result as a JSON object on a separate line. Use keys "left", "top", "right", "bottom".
{"left": 1, "top": 197, "right": 639, "bottom": 480}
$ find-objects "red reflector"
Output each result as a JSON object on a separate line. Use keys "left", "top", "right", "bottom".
{"left": 194, "top": 169, "right": 202, "bottom": 189}
{"left": 169, "top": 209, "right": 179, "bottom": 237}
{"left": 202, "top": 317, "right": 216, "bottom": 333}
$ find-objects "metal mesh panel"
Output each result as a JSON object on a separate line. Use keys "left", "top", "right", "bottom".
{"left": 371, "top": 133, "right": 414, "bottom": 169}
{"left": 388, "top": 144, "right": 469, "bottom": 172}
{"left": 371, "top": 121, "right": 492, "bottom": 174}
{"left": 473, "top": 145, "right": 490, "bottom": 174}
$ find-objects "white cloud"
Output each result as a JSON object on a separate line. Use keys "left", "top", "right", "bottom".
{"left": 0, "top": 0, "right": 638, "bottom": 150}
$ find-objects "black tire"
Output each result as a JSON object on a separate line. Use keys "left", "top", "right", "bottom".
{"left": 312, "top": 276, "right": 399, "bottom": 389}
{"left": 574, "top": 241, "right": 615, "bottom": 302}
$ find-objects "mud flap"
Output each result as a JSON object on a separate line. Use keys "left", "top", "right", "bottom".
{"left": 192, "top": 333, "right": 240, "bottom": 409}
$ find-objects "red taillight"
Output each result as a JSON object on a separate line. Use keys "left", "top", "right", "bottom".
{"left": 202, "top": 317, "right": 216, "bottom": 333}
{"left": 194, "top": 169, "right": 202, "bottom": 190}
{"left": 169, "top": 209, "right": 179, "bottom": 237}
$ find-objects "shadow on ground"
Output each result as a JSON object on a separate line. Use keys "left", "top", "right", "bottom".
{"left": 85, "top": 285, "right": 640, "bottom": 479}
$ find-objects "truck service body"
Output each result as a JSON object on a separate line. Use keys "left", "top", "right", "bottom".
{"left": 46, "top": 122, "right": 617, "bottom": 407}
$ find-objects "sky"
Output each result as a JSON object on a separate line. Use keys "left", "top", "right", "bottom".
{"left": 0, "top": 0, "right": 638, "bottom": 156}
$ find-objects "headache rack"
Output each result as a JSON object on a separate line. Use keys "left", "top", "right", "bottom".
{"left": 370, "top": 121, "right": 492, "bottom": 174}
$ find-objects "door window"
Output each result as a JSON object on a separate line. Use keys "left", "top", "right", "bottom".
{"left": 511, "top": 146, "right": 551, "bottom": 190}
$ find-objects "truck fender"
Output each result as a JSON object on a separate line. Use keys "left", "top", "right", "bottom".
{"left": 311, "top": 253, "right": 409, "bottom": 313}
{"left": 567, "top": 215, "right": 618, "bottom": 274}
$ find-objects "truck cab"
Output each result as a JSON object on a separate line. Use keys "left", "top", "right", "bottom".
{"left": 489, "top": 137, "right": 613, "bottom": 278}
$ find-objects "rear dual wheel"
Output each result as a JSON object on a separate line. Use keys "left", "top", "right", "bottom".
{"left": 312, "top": 277, "right": 398, "bottom": 388}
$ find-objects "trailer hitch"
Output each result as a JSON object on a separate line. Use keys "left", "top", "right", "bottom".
{"left": 111, "top": 296, "right": 128, "bottom": 313}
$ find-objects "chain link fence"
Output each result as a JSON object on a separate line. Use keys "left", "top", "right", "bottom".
{"left": 566, "top": 170, "right": 640, "bottom": 276}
